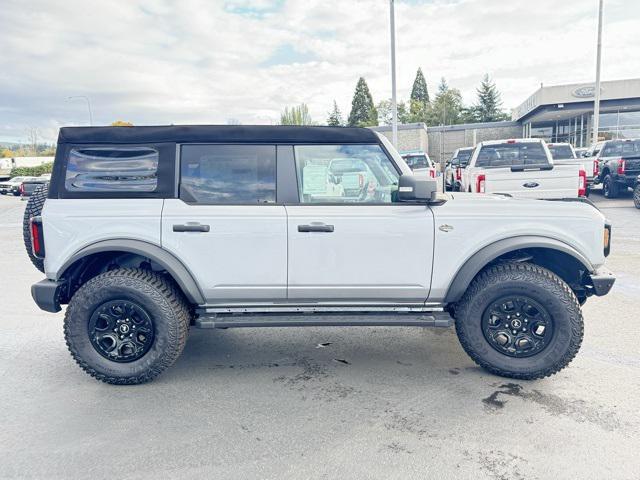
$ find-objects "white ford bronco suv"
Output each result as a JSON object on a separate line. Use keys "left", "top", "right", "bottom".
{"left": 27, "top": 126, "right": 615, "bottom": 384}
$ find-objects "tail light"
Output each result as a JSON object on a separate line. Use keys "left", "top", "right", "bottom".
{"left": 29, "top": 216, "right": 45, "bottom": 258}
{"left": 617, "top": 158, "right": 625, "bottom": 175}
{"left": 455, "top": 167, "right": 461, "bottom": 181}
{"left": 593, "top": 159, "right": 599, "bottom": 177}
{"left": 19, "top": 183, "right": 25, "bottom": 195}
{"left": 429, "top": 169, "right": 435, "bottom": 178}
{"left": 358, "top": 173, "right": 364, "bottom": 188}
{"left": 604, "top": 223, "right": 611, "bottom": 257}
{"left": 476, "top": 174, "right": 486, "bottom": 193}
{"left": 578, "top": 167, "right": 587, "bottom": 197}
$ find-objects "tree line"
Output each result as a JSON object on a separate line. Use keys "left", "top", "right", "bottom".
{"left": 281, "top": 68, "right": 511, "bottom": 127}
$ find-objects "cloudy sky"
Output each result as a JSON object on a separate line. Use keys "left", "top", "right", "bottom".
{"left": 1, "top": 0, "right": 638, "bottom": 143}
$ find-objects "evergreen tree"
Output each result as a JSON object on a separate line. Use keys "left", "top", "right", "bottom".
{"left": 347, "top": 77, "right": 378, "bottom": 127}
{"left": 472, "top": 74, "right": 510, "bottom": 122}
{"left": 327, "top": 100, "right": 344, "bottom": 126}
{"left": 427, "top": 78, "right": 464, "bottom": 126}
{"left": 409, "top": 68, "right": 429, "bottom": 117}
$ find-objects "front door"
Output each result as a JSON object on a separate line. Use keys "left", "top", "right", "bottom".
{"left": 286, "top": 144, "right": 434, "bottom": 304}
{"left": 162, "top": 144, "right": 287, "bottom": 304}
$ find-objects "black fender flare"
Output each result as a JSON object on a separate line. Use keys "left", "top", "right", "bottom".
{"left": 443, "top": 236, "right": 594, "bottom": 304}
{"left": 56, "top": 239, "right": 205, "bottom": 305}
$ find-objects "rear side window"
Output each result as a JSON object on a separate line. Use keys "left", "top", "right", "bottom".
{"left": 547, "top": 145, "right": 574, "bottom": 160}
{"left": 180, "top": 145, "right": 276, "bottom": 204}
{"left": 65, "top": 147, "right": 159, "bottom": 192}
{"left": 456, "top": 149, "right": 473, "bottom": 166}
{"left": 476, "top": 143, "right": 548, "bottom": 168}
{"left": 602, "top": 140, "right": 640, "bottom": 157}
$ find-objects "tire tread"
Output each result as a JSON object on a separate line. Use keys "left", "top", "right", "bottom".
{"left": 63, "top": 268, "right": 190, "bottom": 385}
{"left": 455, "top": 262, "right": 584, "bottom": 380}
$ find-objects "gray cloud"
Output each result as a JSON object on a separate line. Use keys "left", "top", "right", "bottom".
{"left": 0, "top": 0, "right": 638, "bottom": 142}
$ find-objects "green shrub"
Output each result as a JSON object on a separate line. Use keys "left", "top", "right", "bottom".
{"left": 10, "top": 163, "right": 53, "bottom": 178}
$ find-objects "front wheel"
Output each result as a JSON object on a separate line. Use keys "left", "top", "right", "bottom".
{"left": 455, "top": 262, "right": 583, "bottom": 380}
{"left": 64, "top": 268, "right": 191, "bottom": 384}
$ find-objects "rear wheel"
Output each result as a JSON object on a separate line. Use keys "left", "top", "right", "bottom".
{"left": 455, "top": 262, "right": 583, "bottom": 380}
{"left": 603, "top": 174, "right": 619, "bottom": 198}
{"left": 64, "top": 268, "right": 191, "bottom": 385}
{"left": 22, "top": 182, "right": 49, "bottom": 272}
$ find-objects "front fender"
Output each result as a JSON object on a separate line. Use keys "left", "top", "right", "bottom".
{"left": 442, "top": 235, "right": 594, "bottom": 304}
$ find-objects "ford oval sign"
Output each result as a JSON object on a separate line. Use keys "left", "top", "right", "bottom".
{"left": 572, "top": 86, "right": 596, "bottom": 98}
{"left": 523, "top": 182, "right": 540, "bottom": 188}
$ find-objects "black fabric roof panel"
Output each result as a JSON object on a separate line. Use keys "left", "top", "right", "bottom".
{"left": 58, "top": 125, "right": 379, "bottom": 145}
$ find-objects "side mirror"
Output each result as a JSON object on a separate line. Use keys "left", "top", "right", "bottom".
{"left": 398, "top": 174, "right": 437, "bottom": 202}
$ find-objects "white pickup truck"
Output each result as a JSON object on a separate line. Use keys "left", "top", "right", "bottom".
{"left": 461, "top": 139, "right": 586, "bottom": 199}
{"left": 547, "top": 142, "right": 596, "bottom": 192}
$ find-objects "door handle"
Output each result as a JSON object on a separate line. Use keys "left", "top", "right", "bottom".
{"left": 173, "top": 223, "right": 210, "bottom": 232}
{"left": 298, "top": 223, "right": 334, "bottom": 233}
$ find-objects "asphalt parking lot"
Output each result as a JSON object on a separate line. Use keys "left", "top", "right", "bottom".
{"left": 0, "top": 190, "right": 638, "bottom": 480}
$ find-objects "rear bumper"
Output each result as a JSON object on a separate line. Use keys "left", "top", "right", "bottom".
{"left": 31, "top": 279, "right": 64, "bottom": 313}
{"left": 588, "top": 267, "right": 616, "bottom": 297}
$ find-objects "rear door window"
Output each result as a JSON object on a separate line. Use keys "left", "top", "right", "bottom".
{"left": 547, "top": 145, "right": 574, "bottom": 159}
{"left": 476, "top": 143, "right": 548, "bottom": 168}
{"left": 65, "top": 147, "right": 159, "bottom": 192}
{"left": 180, "top": 145, "right": 276, "bottom": 204}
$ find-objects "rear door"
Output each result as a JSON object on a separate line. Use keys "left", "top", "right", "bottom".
{"left": 161, "top": 144, "right": 287, "bottom": 304}
{"left": 286, "top": 144, "right": 434, "bottom": 304}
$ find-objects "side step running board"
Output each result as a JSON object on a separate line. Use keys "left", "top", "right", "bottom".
{"left": 194, "top": 312, "right": 453, "bottom": 329}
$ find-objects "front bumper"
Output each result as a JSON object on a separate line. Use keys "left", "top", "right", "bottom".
{"left": 31, "top": 279, "right": 64, "bottom": 313}
{"left": 588, "top": 267, "right": 616, "bottom": 297}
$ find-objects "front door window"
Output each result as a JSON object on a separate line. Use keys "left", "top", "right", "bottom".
{"left": 294, "top": 145, "right": 399, "bottom": 204}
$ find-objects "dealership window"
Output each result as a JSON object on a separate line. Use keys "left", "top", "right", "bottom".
{"left": 180, "top": 145, "right": 276, "bottom": 204}
{"left": 294, "top": 144, "right": 399, "bottom": 203}
{"left": 65, "top": 147, "right": 159, "bottom": 192}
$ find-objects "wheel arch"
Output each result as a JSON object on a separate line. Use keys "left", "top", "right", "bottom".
{"left": 56, "top": 239, "right": 205, "bottom": 305}
{"left": 444, "top": 236, "right": 594, "bottom": 304}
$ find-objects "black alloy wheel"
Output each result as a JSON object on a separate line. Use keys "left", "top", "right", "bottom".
{"left": 88, "top": 300, "right": 155, "bottom": 363}
{"left": 482, "top": 295, "right": 554, "bottom": 358}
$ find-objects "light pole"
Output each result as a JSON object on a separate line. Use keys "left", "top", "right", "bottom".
{"left": 591, "top": 0, "right": 603, "bottom": 146}
{"left": 68, "top": 95, "right": 93, "bottom": 126}
{"left": 390, "top": 0, "right": 398, "bottom": 148}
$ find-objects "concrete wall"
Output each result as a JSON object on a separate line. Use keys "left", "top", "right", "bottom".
{"left": 370, "top": 123, "right": 428, "bottom": 155}
{"left": 427, "top": 122, "right": 521, "bottom": 164}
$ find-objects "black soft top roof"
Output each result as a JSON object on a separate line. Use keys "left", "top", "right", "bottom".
{"left": 58, "top": 125, "right": 379, "bottom": 145}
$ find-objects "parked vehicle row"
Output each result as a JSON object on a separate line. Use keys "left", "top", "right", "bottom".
{"left": 0, "top": 175, "right": 49, "bottom": 197}
{"left": 444, "top": 137, "right": 640, "bottom": 201}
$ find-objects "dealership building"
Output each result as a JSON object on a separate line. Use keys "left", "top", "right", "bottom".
{"left": 373, "top": 78, "right": 640, "bottom": 164}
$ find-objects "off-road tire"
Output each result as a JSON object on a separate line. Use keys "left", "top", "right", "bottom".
{"left": 64, "top": 268, "right": 191, "bottom": 385}
{"left": 633, "top": 183, "right": 640, "bottom": 209}
{"left": 455, "top": 262, "right": 584, "bottom": 380}
{"left": 22, "top": 182, "right": 49, "bottom": 272}
{"left": 603, "top": 174, "right": 619, "bottom": 199}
